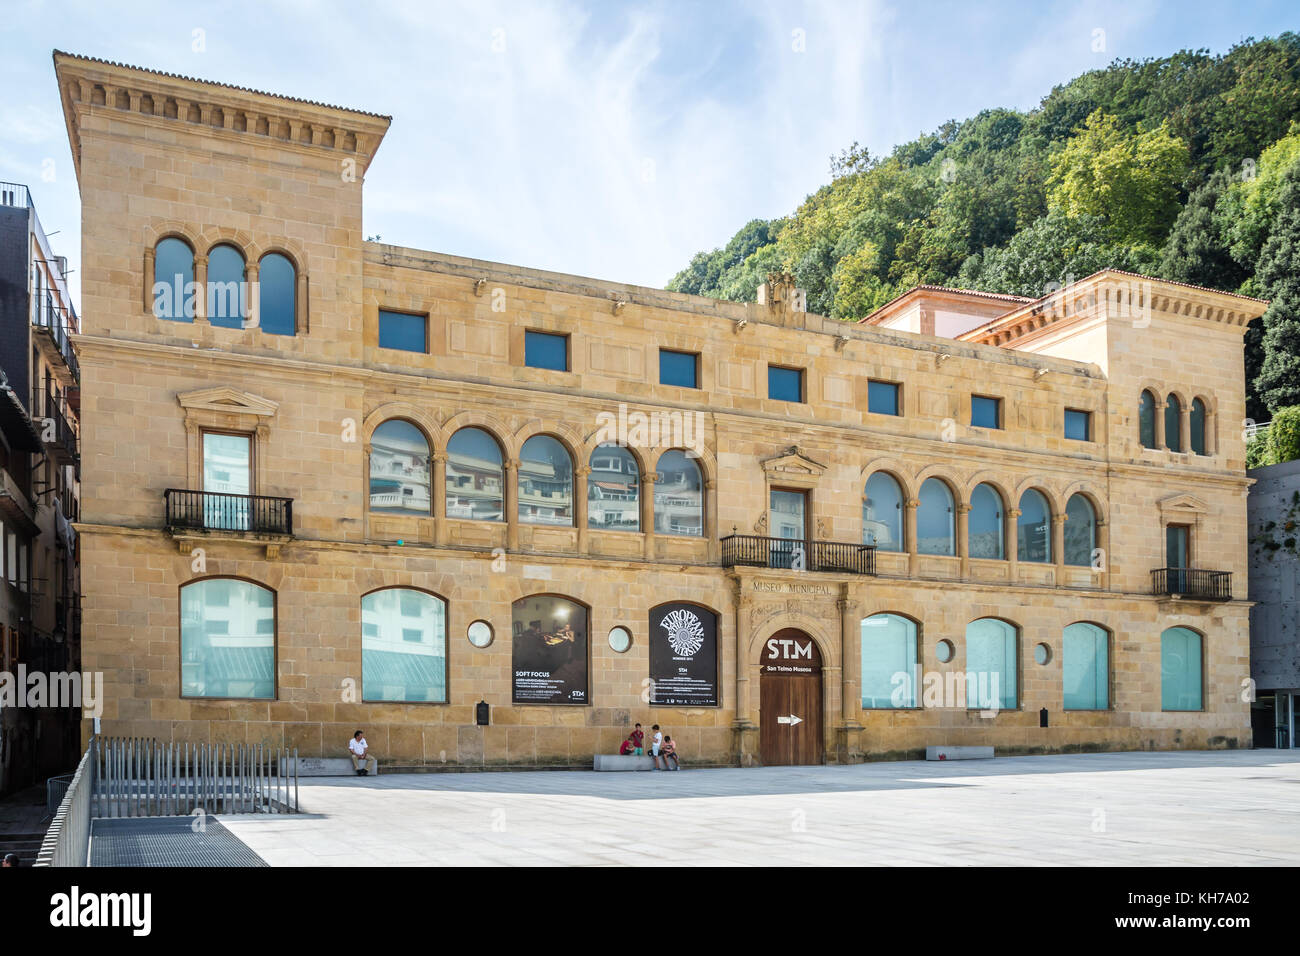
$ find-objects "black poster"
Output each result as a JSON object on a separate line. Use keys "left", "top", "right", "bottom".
{"left": 511, "top": 595, "right": 589, "bottom": 704}
{"left": 649, "top": 603, "right": 718, "bottom": 707}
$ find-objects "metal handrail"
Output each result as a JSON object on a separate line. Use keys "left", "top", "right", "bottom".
{"left": 1151, "top": 567, "right": 1232, "bottom": 600}
{"left": 720, "top": 533, "right": 876, "bottom": 575}
{"left": 164, "top": 488, "right": 294, "bottom": 535}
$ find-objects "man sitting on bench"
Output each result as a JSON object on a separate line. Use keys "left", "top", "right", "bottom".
{"left": 349, "top": 729, "right": 377, "bottom": 776}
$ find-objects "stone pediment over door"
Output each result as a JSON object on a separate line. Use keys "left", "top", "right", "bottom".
{"left": 760, "top": 445, "right": 826, "bottom": 490}
{"left": 176, "top": 386, "right": 280, "bottom": 492}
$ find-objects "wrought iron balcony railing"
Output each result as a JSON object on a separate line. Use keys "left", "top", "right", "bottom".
{"left": 164, "top": 489, "right": 294, "bottom": 536}
{"left": 32, "top": 290, "right": 80, "bottom": 384}
{"left": 721, "top": 533, "right": 876, "bottom": 575}
{"left": 1151, "top": 567, "right": 1232, "bottom": 601}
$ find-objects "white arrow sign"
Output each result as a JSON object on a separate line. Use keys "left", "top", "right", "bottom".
{"left": 777, "top": 714, "right": 803, "bottom": 726}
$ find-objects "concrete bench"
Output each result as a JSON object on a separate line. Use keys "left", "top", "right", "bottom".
{"left": 925, "top": 746, "right": 994, "bottom": 761}
{"left": 593, "top": 754, "right": 657, "bottom": 771}
{"left": 281, "top": 757, "right": 379, "bottom": 777}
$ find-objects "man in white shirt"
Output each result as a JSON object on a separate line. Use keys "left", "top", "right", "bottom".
{"left": 348, "top": 730, "right": 377, "bottom": 775}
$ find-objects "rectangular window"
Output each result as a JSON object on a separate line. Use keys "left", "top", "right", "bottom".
{"left": 867, "top": 380, "right": 901, "bottom": 416}
{"left": 525, "top": 330, "right": 568, "bottom": 371}
{"left": 659, "top": 349, "right": 699, "bottom": 388}
{"left": 378, "top": 310, "right": 427, "bottom": 353}
{"left": 970, "top": 395, "right": 1001, "bottom": 429}
{"left": 202, "top": 432, "right": 252, "bottom": 532}
{"left": 1064, "top": 408, "right": 1091, "bottom": 441}
{"left": 768, "top": 365, "right": 804, "bottom": 403}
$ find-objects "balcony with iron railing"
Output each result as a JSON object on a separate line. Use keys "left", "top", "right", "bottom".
{"left": 32, "top": 390, "right": 78, "bottom": 464}
{"left": 721, "top": 533, "right": 876, "bottom": 576}
{"left": 32, "top": 289, "right": 80, "bottom": 384}
{"left": 1151, "top": 567, "right": 1232, "bottom": 601}
{"left": 0, "top": 181, "right": 31, "bottom": 209}
{"left": 164, "top": 489, "right": 294, "bottom": 537}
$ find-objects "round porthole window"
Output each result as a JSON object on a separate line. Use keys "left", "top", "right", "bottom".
{"left": 935, "top": 639, "right": 954, "bottom": 664}
{"left": 467, "top": 620, "right": 494, "bottom": 648}
{"left": 1034, "top": 642, "right": 1052, "bottom": 665}
{"left": 608, "top": 626, "right": 632, "bottom": 653}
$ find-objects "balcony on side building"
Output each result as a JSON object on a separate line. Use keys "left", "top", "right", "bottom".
{"left": 164, "top": 489, "right": 294, "bottom": 538}
{"left": 721, "top": 533, "right": 876, "bottom": 576}
{"left": 31, "top": 289, "right": 80, "bottom": 385}
{"left": 32, "top": 391, "right": 78, "bottom": 466}
{"left": 1151, "top": 567, "right": 1232, "bottom": 601}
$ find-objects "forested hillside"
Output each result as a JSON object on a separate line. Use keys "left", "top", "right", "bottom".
{"left": 667, "top": 35, "right": 1300, "bottom": 421}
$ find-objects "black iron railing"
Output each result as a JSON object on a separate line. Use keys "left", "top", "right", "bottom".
{"left": 164, "top": 489, "right": 293, "bottom": 535}
{"left": 32, "top": 391, "right": 77, "bottom": 462}
{"left": 1151, "top": 567, "right": 1232, "bottom": 601}
{"left": 32, "top": 290, "right": 80, "bottom": 384}
{"left": 721, "top": 534, "right": 876, "bottom": 575}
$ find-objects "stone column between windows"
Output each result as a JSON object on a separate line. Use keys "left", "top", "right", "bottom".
{"left": 1095, "top": 518, "right": 1110, "bottom": 591}
{"left": 141, "top": 246, "right": 155, "bottom": 313}
{"left": 1052, "top": 511, "right": 1068, "bottom": 583}
{"left": 504, "top": 459, "right": 519, "bottom": 551}
{"left": 1179, "top": 402, "right": 1191, "bottom": 454}
{"left": 1007, "top": 508, "right": 1021, "bottom": 582}
{"left": 193, "top": 253, "right": 208, "bottom": 324}
{"left": 705, "top": 479, "right": 719, "bottom": 563}
{"left": 575, "top": 465, "right": 590, "bottom": 553}
{"left": 734, "top": 590, "right": 752, "bottom": 725}
{"left": 432, "top": 452, "right": 448, "bottom": 546}
{"left": 904, "top": 497, "right": 919, "bottom": 577}
{"left": 956, "top": 502, "right": 971, "bottom": 578}
{"left": 640, "top": 471, "right": 657, "bottom": 560}
{"left": 838, "top": 594, "right": 862, "bottom": 732}
{"left": 1154, "top": 399, "right": 1167, "bottom": 450}
{"left": 245, "top": 260, "right": 260, "bottom": 331}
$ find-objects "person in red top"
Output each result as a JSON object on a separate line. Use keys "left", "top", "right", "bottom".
{"left": 619, "top": 737, "right": 637, "bottom": 755}
{"left": 630, "top": 723, "right": 645, "bottom": 755}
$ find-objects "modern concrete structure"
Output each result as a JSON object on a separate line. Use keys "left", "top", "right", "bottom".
{"left": 1247, "top": 457, "right": 1300, "bottom": 748}
{"left": 54, "top": 50, "right": 1268, "bottom": 769}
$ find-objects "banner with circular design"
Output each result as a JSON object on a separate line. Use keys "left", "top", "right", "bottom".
{"left": 648, "top": 603, "right": 718, "bottom": 707}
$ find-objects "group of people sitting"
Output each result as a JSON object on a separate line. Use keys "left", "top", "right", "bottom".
{"left": 619, "top": 722, "right": 680, "bottom": 770}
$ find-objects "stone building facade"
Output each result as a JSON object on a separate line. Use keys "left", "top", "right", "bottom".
{"left": 55, "top": 51, "right": 1267, "bottom": 768}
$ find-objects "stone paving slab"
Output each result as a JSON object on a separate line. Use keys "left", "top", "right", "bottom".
{"left": 218, "top": 750, "right": 1300, "bottom": 866}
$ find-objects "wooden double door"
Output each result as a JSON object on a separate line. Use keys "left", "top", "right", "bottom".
{"left": 759, "top": 628, "right": 824, "bottom": 766}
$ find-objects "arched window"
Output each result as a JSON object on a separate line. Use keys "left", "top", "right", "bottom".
{"left": 511, "top": 595, "right": 589, "bottom": 704}
{"left": 446, "top": 427, "right": 504, "bottom": 522}
{"left": 654, "top": 450, "right": 703, "bottom": 537}
{"left": 153, "top": 237, "right": 194, "bottom": 321}
{"left": 861, "top": 613, "right": 918, "bottom": 709}
{"left": 968, "top": 482, "right": 1005, "bottom": 560}
{"left": 259, "top": 252, "right": 297, "bottom": 336}
{"left": 1017, "top": 489, "right": 1051, "bottom": 563}
{"left": 1063, "top": 494, "right": 1096, "bottom": 567}
{"left": 863, "top": 472, "right": 903, "bottom": 551}
{"left": 519, "top": 435, "right": 574, "bottom": 526}
{"left": 1160, "top": 626, "right": 1202, "bottom": 711}
{"left": 361, "top": 588, "right": 446, "bottom": 703}
{"left": 588, "top": 443, "right": 639, "bottom": 532}
{"left": 180, "top": 578, "right": 274, "bottom": 699}
{"left": 369, "top": 420, "right": 430, "bottom": 516}
{"left": 916, "top": 478, "right": 955, "bottom": 556}
{"left": 1164, "top": 393, "right": 1183, "bottom": 452}
{"left": 206, "top": 243, "right": 246, "bottom": 327}
{"left": 1063, "top": 622, "right": 1109, "bottom": 710}
{"left": 1139, "top": 390, "right": 1156, "bottom": 449}
{"left": 1190, "top": 398, "right": 1207, "bottom": 456}
{"left": 966, "top": 618, "right": 1017, "bottom": 711}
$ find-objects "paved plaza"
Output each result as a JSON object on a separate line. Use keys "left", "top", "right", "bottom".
{"left": 218, "top": 750, "right": 1300, "bottom": 866}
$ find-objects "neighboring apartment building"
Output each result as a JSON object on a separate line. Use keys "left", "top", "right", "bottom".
{"left": 55, "top": 51, "right": 1267, "bottom": 769}
{"left": 1246, "top": 457, "right": 1300, "bottom": 749}
{"left": 0, "top": 180, "right": 82, "bottom": 794}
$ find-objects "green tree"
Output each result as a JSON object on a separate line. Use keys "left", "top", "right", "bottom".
{"left": 1254, "top": 162, "right": 1300, "bottom": 413}
{"left": 1158, "top": 169, "right": 1246, "bottom": 290}
{"left": 1046, "top": 110, "right": 1191, "bottom": 244}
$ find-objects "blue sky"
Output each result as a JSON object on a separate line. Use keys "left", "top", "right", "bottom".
{"left": 2, "top": 0, "right": 1297, "bottom": 305}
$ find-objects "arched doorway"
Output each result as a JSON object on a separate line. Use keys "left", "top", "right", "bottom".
{"left": 759, "top": 628, "right": 823, "bottom": 765}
